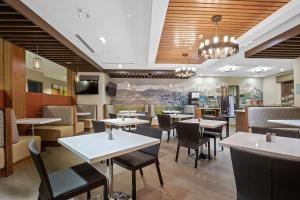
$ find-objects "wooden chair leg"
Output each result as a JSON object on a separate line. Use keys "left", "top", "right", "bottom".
{"left": 155, "top": 160, "right": 164, "bottom": 186}
{"left": 195, "top": 150, "right": 199, "bottom": 168}
{"left": 139, "top": 168, "right": 144, "bottom": 176}
{"left": 87, "top": 190, "right": 91, "bottom": 199}
{"left": 188, "top": 148, "right": 190, "bottom": 155}
{"left": 214, "top": 137, "right": 217, "bottom": 157}
{"left": 175, "top": 145, "right": 180, "bottom": 162}
{"left": 132, "top": 170, "right": 136, "bottom": 200}
{"left": 167, "top": 130, "right": 170, "bottom": 142}
{"left": 208, "top": 141, "right": 211, "bottom": 160}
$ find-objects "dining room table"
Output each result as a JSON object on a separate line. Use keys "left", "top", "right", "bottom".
{"left": 162, "top": 110, "right": 181, "bottom": 114}
{"left": 77, "top": 112, "right": 91, "bottom": 116}
{"left": 116, "top": 112, "right": 146, "bottom": 118}
{"left": 101, "top": 118, "right": 150, "bottom": 128}
{"left": 58, "top": 129, "right": 160, "bottom": 200}
{"left": 16, "top": 118, "right": 61, "bottom": 136}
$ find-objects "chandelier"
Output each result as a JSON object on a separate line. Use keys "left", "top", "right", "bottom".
{"left": 175, "top": 53, "right": 196, "bottom": 78}
{"left": 198, "top": 15, "right": 239, "bottom": 59}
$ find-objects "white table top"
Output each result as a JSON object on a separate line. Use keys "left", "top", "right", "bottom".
{"left": 101, "top": 118, "right": 149, "bottom": 126}
{"left": 162, "top": 110, "right": 181, "bottom": 114}
{"left": 180, "top": 118, "right": 227, "bottom": 129}
{"left": 117, "top": 113, "right": 146, "bottom": 117}
{"left": 219, "top": 132, "right": 300, "bottom": 161}
{"left": 16, "top": 118, "right": 61, "bottom": 125}
{"left": 77, "top": 112, "right": 91, "bottom": 116}
{"left": 170, "top": 114, "right": 194, "bottom": 119}
{"left": 119, "top": 110, "right": 136, "bottom": 113}
{"left": 268, "top": 120, "right": 300, "bottom": 128}
{"left": 58, "top": 130, "right": 160, "bottom": 164}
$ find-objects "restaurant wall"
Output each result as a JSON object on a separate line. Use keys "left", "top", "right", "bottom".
{"left": 263, "top": 74, "right": 281, "bottom": 105}
{"left": 294, "top": 58, "right": 300, "bottom": 106}
{"left": 111, "top": 76, "right": 263, "bottom": 107}
{"left": 26, "top": 92, "right": 73, "bottom": 117}
{"left": 76, "top": 72, "right": 111, "bottom": 119}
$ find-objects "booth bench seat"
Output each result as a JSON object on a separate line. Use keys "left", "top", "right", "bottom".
{"left": 34, "top": 126, "right": 73, "bottom": 142}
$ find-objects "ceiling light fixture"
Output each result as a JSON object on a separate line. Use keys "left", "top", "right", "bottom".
{"left": 118, "top": 64, "right": 122, "bottom": 68}
{"left": 251, "top": 66, "right": 268, "bottom": 73}
{"left": 33, "top": 44, "right": 42, "bottom": 70}
{"left": 198, "top": 15, "right": 239, "bottom": 59}
{"left": 175, "top": 53, "right": 196, "bottom": 78}
{"left": 280, "top": 68, "right": 285, "bottom": 72}
{"left": 221, "top": 65, "right": 235, "bottom": 73}
{"left": 75, "top": 65, "right": 80, "bottom": 82}
{"left": 99, "top": 36, "right": 106, "bottom": 44}
{"left": 77, "top": 8, "right": 90, "bottom": 19}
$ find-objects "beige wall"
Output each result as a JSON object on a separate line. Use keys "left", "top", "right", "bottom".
{"left": 262, "top": 74, "right": 281, "bottom": 105}
{"left": 294, "top": 58, "right": 300, "bottom": 106}
{"left": 26, "top": 68, "right": 67, "bottom": 94}
{"left": 76, "top": 72, "right": 111, "bottom": 120}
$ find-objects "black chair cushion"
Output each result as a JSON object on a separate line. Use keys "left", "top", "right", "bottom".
{"left": 49, "top": 163, "right": 107, "bottom": 199}
{"left": 113, "top": 151, "right": 156, "bottom": 169}
{"left": 203, "top": 131, "right": 222, "bottom": 138}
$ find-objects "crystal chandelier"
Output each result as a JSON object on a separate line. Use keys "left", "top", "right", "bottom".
{"left": 198, "top": 15, "right": 239, "bottom": 59}
{"left": 175, "top": 53, "right": 196, "bottom": 78}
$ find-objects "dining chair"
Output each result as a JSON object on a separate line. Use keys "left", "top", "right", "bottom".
{"left": 157, "top": 114, "right": 175, "bottom": 142}
{"left": 175, "top": 122, "right": 210, "bottom": 168}
{"left": 137, "top": 116, "right": 152, "bottom": 127}
{"left": 29, "top": 140, "right": 108, "bottom": 200}
{"left": 108, "top": 113, "right": 118, "bottom": 130}
{"left": 202, "top": 115, "right": 226, "bottom": 157}
{"left": 113, "top": 126, "right": 164, "bottom": 200}
{"left": 230, "top": 148, "right": 271, "bottom": 200}
{"left": 92, "top": 120, "right": 106, "bottom": 132}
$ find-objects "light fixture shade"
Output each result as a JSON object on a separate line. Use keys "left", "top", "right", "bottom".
{"left": 33, "top": 57, "right": 42, "bottom": 70}
{"left": 75, "top": 74, "right": 80, "bottom": 82}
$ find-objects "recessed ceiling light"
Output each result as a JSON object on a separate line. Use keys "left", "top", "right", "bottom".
{"left": 77, "top": 8, "right": 90, "bottom": 19}
{"left": 198, "top": 34, "right": 204, "bottom": 40}
{"left": 118, "top": 64, "right": 122, "bottom": 68}
{"left": 99, "top": 36, "right": 106, "bottom": 44}
{"left": 254, "top": 75, "right": 258, "bottom": 77}
{"left": 127, "top": 14, "right": 132, "bottom": 18}
{"left": 65, "top": 61, "right": 72, "bottom": 65}
{"left": 280, "top": 68, "right": 284, "bottom": 72}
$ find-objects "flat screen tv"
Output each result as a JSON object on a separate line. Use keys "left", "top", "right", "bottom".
{"left": 75, "top": 80, "right": 98, "bottom": 95}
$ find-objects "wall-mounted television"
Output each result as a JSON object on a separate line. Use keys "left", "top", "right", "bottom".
{"left": 106, "top": 82, "right": 117, "bottom": 97}
{"left": 75, "top": 80, "right": 99, "bottom": 95}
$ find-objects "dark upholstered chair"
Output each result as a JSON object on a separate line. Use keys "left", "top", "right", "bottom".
{"left": 92, "top": 120, "right": 106, "bottom": 133}
{"left": 230, "top": 148, "right": 271, "bottom": 200}
{"left": 251, "top": 127, "right": 300, "bottom": 139}
{"left": 29, "top": 140, "right": 108, "bottom": 200}
{"left": 202, "top": 115, "right": 226, "bottom": 157}
{"left": 109, "top": 113, "right": 117, "bottom": 119}
{"left": 272, "top": 155, "right": 300, "bottom": 200}
{"left": 113, "top": 126, "right": 163, "bottom": 200}
{"left": 137, "top": 116, "right": 152, "bottom": 127}
{"left": 157, "top": 114, "right": 175, "bottom": 142}
{"left": 175, "top": 122, "right": 210, "bottom": 168}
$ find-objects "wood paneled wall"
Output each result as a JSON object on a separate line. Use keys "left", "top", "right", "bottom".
{"left": 0, "top": 38, "right": 26, "bottom": 117}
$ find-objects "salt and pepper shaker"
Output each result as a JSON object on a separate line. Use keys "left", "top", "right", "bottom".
{"left": 107, "top": 129, "right": 113, "bottom": 140}
{"left": 122, "top": 116, "right": 124, "bottom": 121}
{"left": 271, "top": 133, "right": 276, "bottom": 142}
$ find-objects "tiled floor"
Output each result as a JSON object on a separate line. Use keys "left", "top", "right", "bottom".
{"left": 0, "top": 126, "right": 236, "bottom": 200}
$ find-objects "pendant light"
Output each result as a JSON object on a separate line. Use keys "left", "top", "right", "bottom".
{"left": 33, "top": 44, "right": 42, "bottom": 70}
{"left": 198, "top": 15, "right": 239, "bottom": 59}
{"left": 75, "top": 65, "right": 80, "bottom": 82}
{"left": 175, "top": 53, "right": 196, "bottom": 78}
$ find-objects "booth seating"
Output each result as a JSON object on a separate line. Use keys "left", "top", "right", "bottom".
{"left": 247, "top": 106, "right": 300, "bottom": 138}
{"left": 34, "top": 106, "right": 84, "bottom": 145}
{"left": 76, "top": 104, "right": 97, "bottom": 129}
{"left": 0, "top": 108, "right": 41, "bottom": 177}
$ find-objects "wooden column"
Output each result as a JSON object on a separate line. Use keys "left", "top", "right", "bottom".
{"left": 0, "top": 38, "right": 26, "bottom": 118}
{"left": 0, "top": 39, "right": 4, "bottom": 108}
{"left": 67, "top": 69, "right": 76, "bottom": 105}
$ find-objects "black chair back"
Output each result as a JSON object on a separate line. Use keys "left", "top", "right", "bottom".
{"left": 230, "top": 148, "right": 271, "bottom": 200}
{"left": 136, "top": 126, "right": 162, "bottom": 157}
{"left": 175, "top": 122, "right": 201, "bottom": 149}
{"left": 251, "top": 127, "right": 300, "bottom": 139}
{"left": 138, "top": 116, "right": 152, "bottom": 127}
{"left": 92, "top": 120, "right": 106, "bottom": 132}
{"left": 202, "top": 115, "right": 226, "bottom": 133}
{"left": 28, "top": 140, "right": 53, "bottom": 199}
{"left": 109, "top": 113, "right": 117, "bottom": 119}
{"left": 272, "top": 155, "right": 300, "bottom": 200}
{"left": 157, "top": 114, "right": 171, "bottom": 130}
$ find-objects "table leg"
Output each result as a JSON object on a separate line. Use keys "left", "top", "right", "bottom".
{"left": 107, "top": 159, "right": 129, "bottom": 200}
{"left": 199, "top": 127, "right": 208, "bottom": 160}
{"left": 226, "top": 118, "right": 229, "bottom": 138}
{"left": 32, "top": 124, "right": 35, "bottom": 136}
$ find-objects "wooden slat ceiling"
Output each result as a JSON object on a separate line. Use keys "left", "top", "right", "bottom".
{"left": 0, "top": 0, "right": 102, "bottom": 72}
{"left": 107, "top": 70, "right": 188, "bottom": 79}
{"left": 245, "top": 24, "right": 300, "bottom": 59}
{"left": 156, "top": 0, "right": 290, "bottom": 64}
